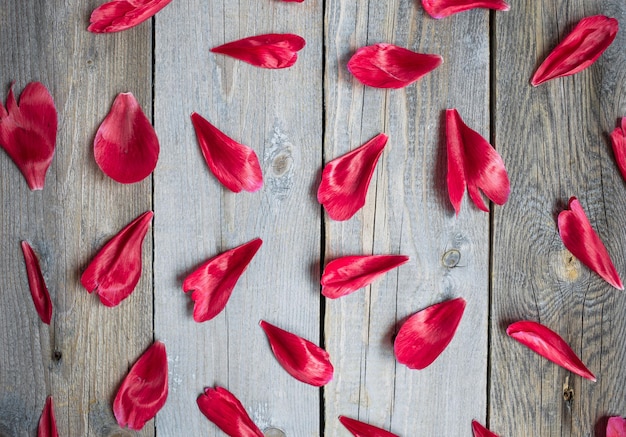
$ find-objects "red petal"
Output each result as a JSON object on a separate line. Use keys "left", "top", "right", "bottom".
{"left": 191, "top": 113, "right": 263, "bottom": 193}
{"left": 446, "top": 109, "right": 509, "bottom": 214}
{"left": 321, "top": 254, "right": 409, "bottom": 299}
{"left": 607, "top": 416, "right": 626, "bottom": 437}
{"left": 94, "top": 92, "right": 159, "bottom": 184}
{"left": 0, "top": 82, "right": 57, "bottom": 190}
{"left": 394, "top": 297, "right": 465, "bottom": 369}
{"left": 347, "top": 44, "right": 442, "bottom": 89}
{"left": 421, "top": 0, "right": 509, "bottom": 18}
{"left": 197, "top": 386, "right": 264, "bottom": 437}
{"left": 88, "top": 0, "right": 172, "bottom": 33}
{"left": 472, "top": 420, "right": 500, "bottom": 437}
{"left": 339, "top": 416, "right": 399, "bottom": 437}
{"left": 558, "top": 197, "right": 623, "bottom": 290}
{"left": 318, "top": 133, "right": 387, "bottom": 221}
{"left": 81, "top": 211, "right": 153, "bottom": 307}
{"left": 531, "top": 15, "right": 618, "bottom": 86}
{"left": 113, "top": 341, "right": 168, "bottom": 430}
{"left": 38, "top": 396, "right": 58, "bottom": 437}
{"left": 260, "top": 320, "right": 334, "bottom": 386}
{"left": 611, "top": 118, "right": 626, "bottom": 182}
{"left": 211, "top": 34, "right": 306, "bottom": 69}
{"left": 183, "top": 238, "right": 262, "bottom": 322}
{"left": 21, "top": 241, "right": 52, "bottom": 325}
{"left": 507, "top": 320, "right": 596, "bottom": 381}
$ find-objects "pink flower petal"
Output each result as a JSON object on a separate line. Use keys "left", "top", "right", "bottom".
{"left": 611, "top": 118, "right": 626, "bottom": 182}
{"left": 607, "top": 416, "right": 626, "bottom": 437}
{"left": 0, "top": 82, "right": 57, "bottom": 190}
{"left": 558, "top": 197, "right": 623, "bottom": 290}
{"left": 347, "top": 44, "right": 442, "bottom": 89}
{"left": 183, "top": 238, "right": 262, "bottom": 322}
{"left": 191, "top": 113, "right": 263, "bottom": 193}
{"left": 38, "top": 396, "right": 58, "bottom": 437}
{"left": 394, "top": 297, "right": 466, "bottom": 370}
{"left": 318, "top": 133, "right": 387, "bottom": 221}
{"left": 113, "top": 341, "right": 168, "bottom": 430}
{"left": 21, "top": 241, "right": 52, "bottom": 325}
{"left": 421, "top": 0, "right": 509, "bottom": 18}
{"left": 321, "top": 254, "right": 409, "bottom": 299}
{"left": 88, "top": 0, "right": 172, "bottom": 33}
{"left": 472, "top": 420, "right": 500, "bottom": 437}
{"left": 531, "top": 15, "right": 618, "bottom": 86}
{"left": 94, "top": 92, "right": 159, "bottom": 184}
{"left": 260, "top": 320, "right": 334, "bottom": 386}
{"left": 339, "top": 416, "right": 399, "bottom": 437}
{"left": 81, "top": 211, "right": 153, "bottom": 307}
{"left": 507, "top": 320, "right": 596, "bottom": 381}
{"left": 211, "top": 34, "right": 306, "bottom": 69}
{"left": 197, "top": 386, "right": 264, "bottom": 437}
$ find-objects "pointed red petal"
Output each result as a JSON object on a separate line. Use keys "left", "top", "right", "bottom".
{"left": 531, "top": 15, "right": 618, "bottom": 86}
{"left": 558, "top": 197, "right": 623, "bottom": 290}
{"left": 197, "top": 387, "right": 264, "bottom": 437}
{"left": 211, "top": 34, "right": 306, "bottom": 69}
{"left": 422, "top": 0, "right": 509, "bottom": 18}
{"left": 88, "top": 0, "right": 172, "bottom": 33}
{"left": 507, "top": 320, "right": 596, "bottom": 381}
{"left": 0, "top": 82, "right": 57, "bottom": 190}
{"left": 318, "top": 133, "right": 387, "bottom": 221}
{"left": 472, "top": 420, "right": 500, "bottom": 437}
{"left": 260, "top": 320, "right": 334, "bottom": 386}
{"left": 183, "top": 238, "right": 262, "bottom": 322}
{"left": 191, "top": 113, "right": 263, "bottom": 193}
{"left": 38, "top": 396, "right": 58, "bottom": 437}
{"left": 607, "top": 416, "right": 626, "bottom": 437}
{"left": 81, "top": 211, "right": 153, "bottom": 307}
{"left": 347, "top": 44, "right": 442, "bottom": 89}
{"left": 113, "top": 341, "right": 168, "bottom": 430}
{"left": 338, "top": 416, "right": 399, "bottom": 437}
{"left": 21, "top": 241, "right": 52, "bottom": 325}
{"left": 94, "top": 92, "right": 159, "bottom": 184}
{"left": 321, "top": 255, "right": 409, "bottom": 299}
{"left": 611, "top": 118, "right": 626, "bottom": 182}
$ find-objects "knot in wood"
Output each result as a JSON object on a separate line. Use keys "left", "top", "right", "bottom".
{"left": 442, "top": 249, "right": 461, "bottom": 268}
{"left": 554, "top": 250, "right": 580, "bottom": 283}
{"left": 264, "top": 427, "right": 286, "bottom": 437}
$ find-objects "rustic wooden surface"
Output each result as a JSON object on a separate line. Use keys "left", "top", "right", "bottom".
{"left": 0, "top": 0, "right": 625, "bottom": 436}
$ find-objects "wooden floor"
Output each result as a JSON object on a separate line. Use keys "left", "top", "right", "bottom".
{"left": 1, "top": 1, "right": 625, "bottom": 436}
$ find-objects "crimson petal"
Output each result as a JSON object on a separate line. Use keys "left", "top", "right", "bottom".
{"left": 339, "top": 416, "right": 399, "bottom": 437}
{"left": 21, "top": 241, "right": 52, "bottom": 325}
{"left": 81, "top": 211, "right": 153, "bottom": 307}
{"left": 321, "top": 254, "right": 409, "bottom": 299}
{"left": 558, "top": 197, "right": 623, "bottom": 290}
{"left": 422, "top": 0, "right": 509, "bottom": 18}
{"left": 318, "top": 133, "right": 387, "bottom": 221}
{"left": 531, "top": 15, "right": 618, "bottom": 86}
{"left": 38, "top": 396, "right": 58, "bottom": 437}
{"left": 0, "top": 82, "right": 57, "bottom": 190}
{"left": 611, "top": 118, "right": 626, "bottom": 182}
{"left": 472, "top": 420, "right": 500, "bottom": 437}
{"left": 88, "top": 0, "right": 172, "bottom": 33}
{"left": 260, "top": 320, "right": 334, "bottom": 386}
{"left": 211, "top": 34, "right": 306, "bottom": 69}
{"left": 507, "top": 320, "right": 596, "bottom": 381}
{"left": 197, "top": 386, "right": 264, "bottom": 437}
{"left": 607, "top": 416, "right": 626, "bottom": 437}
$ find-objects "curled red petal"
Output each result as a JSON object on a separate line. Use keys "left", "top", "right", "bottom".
{"left": 339, "top": 416, "right": 399, "bottom": 437}
{"left": 558, "top": 197, "right": 623, "bottom": 290}
{"left": 81, "top": 211, "right": 153, "bottom": 307}
{"left": 183, "top": 238, "right": 262, "bottom": 322}
{"left": 531, "top": 15, "right": 618, "bottom": 86}
{"left": 0, "top": 82, "right": 57, "bottom": 190}
{"left": 211, "top": 34, "right": 306, "bottom": 69}
{"left": 472, "top": 420, "right": 500, "bottom": 437}
{"left": 21, "top": 241, "right": 52, "bottom": 325}
{"left": 88, "top": 0, "right": 172, "bottom": 33}
{"left": 507, "top": 320, "right": 596, "bottom": 381}
{"left": 197, "top": 386, "right": 264, "bottom": 437}
{"left": 318, "top": 133, "right": 387, "bottom": 221}
{"left": 321, "top": 254, "right": 409, "bottom": 299}
{"left": 38, "top": 396, "right": 58, "bottom": 437}
{"left": 347, "top": 44, "right": 442, "bottom": 89}
{"left": 607, "top": 416, "right": 626, "bottom": 437}
{"left": 394, "top": 297, "right": 465, "bottom": 369}
{"left": 421, "top": 0, "right": 509, "bottom": 18}
{"left": 191, "top": 113, "right": 263, "bottom": 193}
{"left": 113, "top": 341, "right": 168, "bottom": 430}
{"left": 611, "top": 118, "right": 626, "bottom": 182}
{"left": 94, "top": 92, "right": 159, "bottom": 184}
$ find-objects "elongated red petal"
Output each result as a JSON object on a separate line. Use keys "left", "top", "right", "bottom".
{"left": 197, "top": 387, "right": 264, "bottom": 437}
{"left": 113, "top": 341, "right": 168, "bottom": 430}
{"left": 38, "top": 396, "right": 58, "bottom": 437}
{"left": 347, "top": 44, "right": 442, "bottom": 89}
{"left": 21, "top": 241, "right": 52, "bottom": 325}
{"left": 81, "top": 211, "right": 153, "bottom": 307}
{"left": 446, "top": 109, "right": 509, "bottom": 214}
{"left": 0, "top": 82, "right": 57, "bottom": 190}
{"left": 88, "top": 0, "right": 172, "bottom": 33}
{"left": 183, "top": 238, "right": 262, "bottom": 322}
{"left": 318, "top": 133, "right": 387, "bottom": 221}
{"left": 607, "top": 416, "right": 626, "bottom": 437}
{"left": 260, "top": 320, "right": 334, "bottom": 386}
{"left": 531, "top": 15, "right": 618, "bottom": 86}
{"left": 472, "top": 420, "right": 500, "bottom": 437}
{"left": 611, "top": 118, "right": 626, "bottom": 181}
{"left": 321, "top": 254, "right": 409, "bottom": 299}
{"left": 339, "top": 416, "right": 399, "bottom": 437}
{"left": 191, "top": 113, "right": 263, "bottom": 193}
{"left": 394, "top": 297, "right": 466, "bottom": 369}
{"left": 211, "top": 34, "right": 306, "bottom": 69}
{"left": 422, "top": 0, "right": 509, "bottom": 18}
{"left": 94, "top": 92, "right": 159, "bottom": 184}
{"left": 507, "top": 320, "right": 596, "bottom": 381}
{"left": 558, "top": 197, "right": 623, "bottom": 290}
